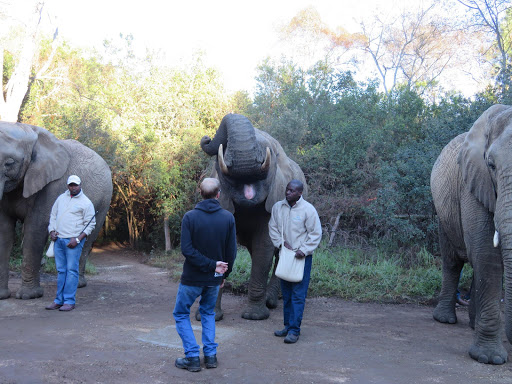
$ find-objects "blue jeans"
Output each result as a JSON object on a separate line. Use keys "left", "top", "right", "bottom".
{"left": 280, "top": 255, "right": 312, "bottom": 336}
{"left": 173, "top": 284, "right": 220, "bottom": 358}
{"left": 54, "top": 237, "right": 83, "bottom": 305}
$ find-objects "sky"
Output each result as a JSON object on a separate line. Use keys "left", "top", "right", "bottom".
{"left": 45, "top": 0, "right": 385, "bottom": 93}
{"left": 4, "top": 0, "right": 481, "bottom": 96}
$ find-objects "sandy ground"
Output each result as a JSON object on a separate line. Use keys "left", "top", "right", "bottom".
{"left": 1, "top": 243, "right": 512, "bottom": 384}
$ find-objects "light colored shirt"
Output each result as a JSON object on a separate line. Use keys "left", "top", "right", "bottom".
{"left": 48, "top": 190, "right": 96, "bottom": 238}
{"left": 268, "top": 196, "right": 322, "bottom": 256}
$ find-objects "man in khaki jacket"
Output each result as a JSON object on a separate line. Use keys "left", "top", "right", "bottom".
{"left": 268, "top": 179, "right": 322, "bottom": 343}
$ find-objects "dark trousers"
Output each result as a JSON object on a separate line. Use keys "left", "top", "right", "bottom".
{"left": 280, "top": 255, "right": 312, "bottom": 335}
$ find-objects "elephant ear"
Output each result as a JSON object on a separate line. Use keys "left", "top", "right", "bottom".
{"left": 23, "top": 124, "right": 70, "bottom": 198}
{"left": 265, "top": 165, "right": 288, "bottom": 213}
{"left": 458, "top": 105, "right": 510, "bottom": 212}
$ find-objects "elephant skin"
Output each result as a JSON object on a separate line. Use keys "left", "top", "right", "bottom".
{"left": 200, "top": 114, "right": 307, "bottom": 320}
{"left": 0, "top": 122, "right": 112, "bottom": 300}
{"left": 431, "top": 104, "right": 512, "bottom": 364}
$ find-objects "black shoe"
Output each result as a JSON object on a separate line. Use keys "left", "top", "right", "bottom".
{"left": 284, "top": 333, "right": 299, "bottom": 344}
{"left": 175, "top": 357, "right": 201, "bottom": 372}
{"left": 204, "top": 354, "right": 218, "bottom": 369}
{"left": 274, "top": 328, "right": 288, "bottom": 337}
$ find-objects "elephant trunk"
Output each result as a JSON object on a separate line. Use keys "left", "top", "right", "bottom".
{"left": 495, "top": 195, "right": 512, "bottom": 343}
{"left": 200, "top": 115, "right": 229, "bottom": 156}
{"left": 501, "top": 234, "right": 512, "bottom": 343}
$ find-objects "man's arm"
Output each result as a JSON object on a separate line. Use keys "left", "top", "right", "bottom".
{"left": 180, "top": 215, "right": 216, "bottom": 272}
{"left": 81, "top": 201, "right": 96, "bottom": 237}
{"left": 298, "top": 207, "right": 322, "bottom": 256}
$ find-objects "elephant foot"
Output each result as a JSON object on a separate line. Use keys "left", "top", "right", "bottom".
{"left": 15, "top": 285, "right": 44, "bottom": 300}
{"left": 78, "top": 275, "right": 87, "bottom": 288}
{"left": 433, "top": 303, "right": 457, "bottom": 324}
{"left": 241, "top": 303, "right": 270, "bottom": 320}
{"left": 469, "top": 342, "right": 508, "bottom": 365}
{"left": 195, "top": 308, "right": 224, "bottom": 322}
{"left": 266, "top": 293, "right": 278, "bottom": 309}
{"left": 0, "top": 287, "right": 11, "bottom": 299}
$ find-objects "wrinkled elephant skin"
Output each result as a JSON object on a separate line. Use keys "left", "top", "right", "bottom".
{"left": 0, "top": 122, "right": 112, "bottom": 300}
{"left": 431, "top": 104, "right": 512, "bottom": 364}
{"left": 200, "top": 114, "right": 307, "bottom": 320}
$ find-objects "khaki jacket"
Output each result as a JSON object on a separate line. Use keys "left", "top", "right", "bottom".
{"left": 268, "top": 196, "right": 322, "bottom": 256}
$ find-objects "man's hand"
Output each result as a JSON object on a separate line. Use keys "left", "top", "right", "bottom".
{"left": 67, "top": 238, "right": 78, "bottom": 248}
{"left": 284, "top": 241, "right": 293, "bottom": 250}
{"left": 49, "top": 230, "right": 58, "bottom": 241}
{"left": 295, "top": 249, "right": 306, "bottom": 259}
{"left": 215, "top": 261, "right": 228, "bottom": 274}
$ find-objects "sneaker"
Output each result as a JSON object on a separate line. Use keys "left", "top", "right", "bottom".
{"left": 204, "top": 354, "right": 218, "bottom": 369}
{"left": 284, "top": 333, "right": 299, "bottom": 344}
{"left": 59, "top": 304, "right": 75, "bottom": 311}
{"left": 274, "top": 328, "right": 288, "bottom": 337}
{"left": 175, "top": 357, "right": 201, "bottom": 372}
{"left": 45, "top": 302, "right": 62, "bottom": 310}
{"left": 456, "top": 297, "right": 470, "bottom": 306}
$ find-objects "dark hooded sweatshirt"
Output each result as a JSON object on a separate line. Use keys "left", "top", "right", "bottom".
{"left": 180, "top": 198, "right": 237, "bottom": 286}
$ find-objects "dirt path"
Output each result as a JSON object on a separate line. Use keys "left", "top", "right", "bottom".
{"left": 1, "top": 244, "right": 512, "bottom": 384}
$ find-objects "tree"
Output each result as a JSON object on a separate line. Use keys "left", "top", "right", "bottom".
{"left": 0, "top": 1, "right": 60, "bottom": 122}
{"left": 456, "top": 0, "right": 512, "bottom": 99}
{"left": 279, "top": 7, "right": 365, "bottom": 71}
{"left": 359, "top": 3, "right": 463, "bottom": 94}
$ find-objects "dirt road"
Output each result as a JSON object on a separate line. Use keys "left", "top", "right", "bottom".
{"left": 1, "top": 244, "right": 512, "bottom": 384}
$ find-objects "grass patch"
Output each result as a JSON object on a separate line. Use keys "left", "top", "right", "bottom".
{"left": 226, "top": 245, "right": 459, "bottom": 304}
{"left": 144, "top": 248, "right": 184, "bottom": 281}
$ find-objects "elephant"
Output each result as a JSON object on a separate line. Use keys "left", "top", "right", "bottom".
{"left": 200, "top": 113, "right": 308, "bottom": 320}
{"left": 431, "top": 104, "right": 512, "bottom": 364}
{"left": 0, "top": 122, "right": 113, "bottom": 300}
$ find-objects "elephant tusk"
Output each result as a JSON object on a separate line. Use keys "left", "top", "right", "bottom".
{"left": 261, "top": 147, "right": 271, "bottom": 172}
{"left": 494, "top": 230, "right": 500, "bottom": 248}
{"left": 218, "top": 144, "right": 229, "bottom": 175}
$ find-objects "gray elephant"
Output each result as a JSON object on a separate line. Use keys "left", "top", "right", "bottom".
{"left": 0, "top": 122, "right": 112, "bottom": 300}
{"left": 200, "top": 113, "right": 308, "bottom": 320}
{"left": 431, "top": 104, "right": 512, "bottom": 364}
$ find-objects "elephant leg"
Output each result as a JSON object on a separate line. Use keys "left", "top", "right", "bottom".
{"left": 195, "top": 287, "right": 224, "bottom": 322}
{"left": 265, "top": 248, "right": 280, "bottom": 309}
{"left": 468, "top": 253, "right": 507, "bottom": 364}
{"left": 468, "top": 275, "right": 476, "bottom": 329}
{"left": 241, "top": 234, "right": 274, "bottom": 320}
{"left": 0, "top": 213, "right": 15, "bottom": 299}
{"left": 433, "top": 223, "right": 463, "bottom": 324}
{"left": 78, "top": 242, "right": 93, "bottom": 288}
{"left": 16, "top": 217, "right": 46, "bottom": 299}
{"left": 462, "top": 197, "right": 507, "bottom": 364}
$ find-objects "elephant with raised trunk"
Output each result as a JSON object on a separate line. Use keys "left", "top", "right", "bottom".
{"left": 0, "top": 122, "right": 112, "bottom": 300}
{"left": 200, "top": 113, "right": 308, "bottom": 320}
{"left": 431, "top": 104, "right": 512, "bottom": 364}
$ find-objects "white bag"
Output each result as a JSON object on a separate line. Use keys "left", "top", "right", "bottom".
{"left": 274, "top": 216, "right": 305, "bottom": 282}
{"left": 46, "top": 241, "right": 55, "bottom": 258}
{"left": 275, "top": 246, "right": 305, "bottom": 283}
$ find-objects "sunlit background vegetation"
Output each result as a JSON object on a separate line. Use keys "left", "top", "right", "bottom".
{"left": 2, "top": 0, "right": 509, "bottom": 301}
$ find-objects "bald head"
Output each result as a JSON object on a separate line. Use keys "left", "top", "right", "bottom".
{"left": 287, "top": 179, "right": 304, "bottom": 192}
{"left": 200, "top": 178, "right": 221, "bottom": 199}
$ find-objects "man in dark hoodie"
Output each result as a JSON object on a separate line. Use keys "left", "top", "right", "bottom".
{"left": 173, "top": 178, "right": 237, "bottom": 372}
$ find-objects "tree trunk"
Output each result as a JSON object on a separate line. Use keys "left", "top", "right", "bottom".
{"left": 164, "top": 216, "right": 171, "bottom": 251}
{"left": 328, "top": 213, "right": 342, "bottom": 247}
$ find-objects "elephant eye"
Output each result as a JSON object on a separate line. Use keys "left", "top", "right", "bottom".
{"left": 488, "top": 161, "right": 496, "bottom": 171}
{"left": 4, "top": 158, "right": 15, "bottom": 167}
